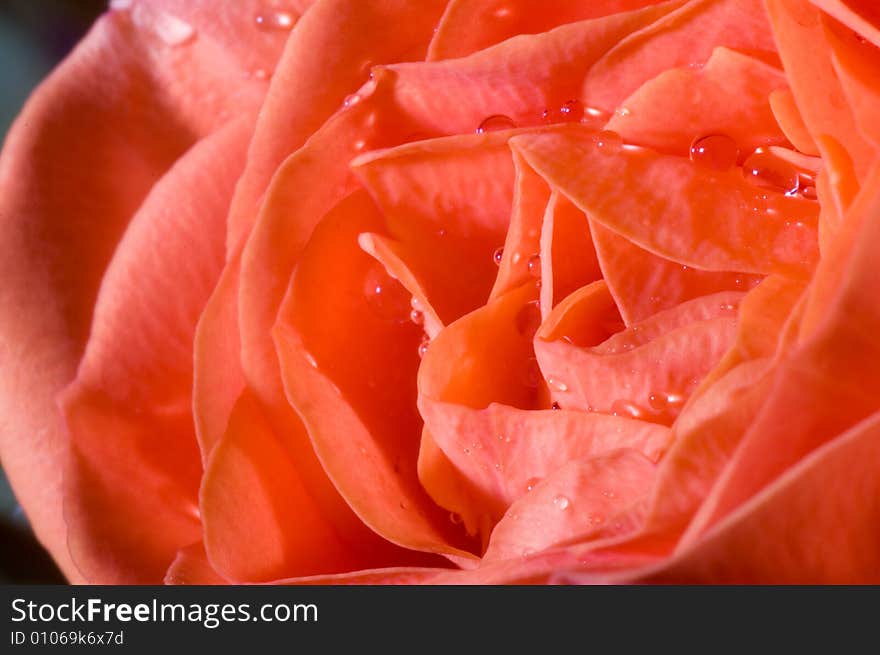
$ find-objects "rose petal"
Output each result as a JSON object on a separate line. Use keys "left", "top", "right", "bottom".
{"left": 534, "top": 282, "right": 741, "bottom": 422}
{"left": 809, "top": 0, "right": 880, "bottom": 46}
{"left": 589, "top": 221, "right": 762, "bottom": 324}
{"left": 202, "top": 390, "right": 439, "bottom": 582}
{"left": 164, "top": 541, "right": 227, "bottom": 585}
{"left": 427, "top": 0, "right": 679, "bottom": 60}
{"left": 273, "top": 190, "right": 478, "bottom": 560}
{"left": 769, "top": 88, "right": 820, "bottom": 155}
{"left": 225, "top": 0, "right": 448, "bottom": 252}
{"left": 483, "top": 450, "right": 656, "bottom": 561}
{"left": 511, "top": 128, "right": 820, "bottom": 277}
{"left": 606, "top": 46, "right": 789, "bottom": 156}
{"left": 583, "top": 0, "right": 779, "bottom": 110}
{"left": 637, "top": 411, "right": 880, "bottom": 583}
{"left": 58, "top": 118, "right": 251, "bottom": 583}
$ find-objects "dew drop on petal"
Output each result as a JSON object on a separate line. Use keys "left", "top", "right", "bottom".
{"left": 800, "top": 184, "right": 817, "bottom": 200}
{"left": 154, "top": 11, "right": 196, "bottom": 46}
{"left": 615, "top": 106, "right": 631, "bottom": 118}
{"left": 449, "top": 512, "right": 463, "bottom": 525}
{"left": 547, "top": 377, "right": 568, "bottom": 393}
{"left": 255, "top": 10, "right": 296, "bottom": 31}
{"left": 743, "top": 148, "right": 800, "bottom": 195}
{"left": 592, "top": 130, "right": 623, "bottom": 150}
{"left": 493, "top": 247, "right": 504, "bottom": 266}
{"left": 689, "top": 134, "right": 739, "bottom": 171}
{"left": 477, "top": 114, "right": 516, "bottom": 134}
{"left": 553, "top": 495, "right": 570, "bottom": 510}
{"left": 410, "top": 309, "right": 424, "bottom": 326}
{"left": 527, "top": 253, "right": 541, "bottom": 277}
{"left": 525, "top": 477, "right": 542, "bottom": 493}
{"left": 399, "top": 500, "right": 408, "bottom": 510}
{"left": 610, "top": 399, "right": 643, "bottom": 419}
{"left": 551, "top": 401, "right": 561, "bottom": 410}
{"left": 602, "top": 489, "right": 616, "bottom": 499}
{"left": 364, "top": 265, "right": 410, "bottom": 322}
{"left": 418, "top": 336, "right": 430, "bottom": 359}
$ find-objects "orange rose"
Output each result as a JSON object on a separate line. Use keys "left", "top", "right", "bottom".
{"left": 1, "top": 0, "right": 879, "bottom": 585}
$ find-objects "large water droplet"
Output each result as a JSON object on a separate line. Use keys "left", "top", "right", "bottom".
{"left": 476, "top": 114, "right": 516, "bottom": 134}
{"left": 154, "top": 11, "right": 196, "bottom": 46}
{"left": 255, "top": 10, "right": 296, "bottom": 31}
{"left": 800, "top": 184, "right": 817, "bottom": 200}
{"left": 689, "top": 134, "right": 739, "bottom": 171}
{"left": 552, "top": 495, "right": 570, "bottom": 510}
{"left": 364, "top": 265, "right": 410, "bottom": 322}
{"left": 743, "top": 148, "right": 800, "bottom": 195}
{"left": 527, "top": 253, "right": 541, "bottom": 278}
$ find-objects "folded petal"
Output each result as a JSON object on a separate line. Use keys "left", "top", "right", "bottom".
{"left": 637, "top": 411, "right": 880, "bottom": 582}
{"left": 512, "top": 128, "right": 819, "bottom": 277}
{"left": 273, "top": 190, "right": 477, "bottom": 560}
{"left": 164, "top": 541, "right": 227, "bottom": 585}
{"left": 483, "top": 450, "right": 656, "bottom": 561}
{"left": 58, "top": 118, "right": 251, "bottom": 583}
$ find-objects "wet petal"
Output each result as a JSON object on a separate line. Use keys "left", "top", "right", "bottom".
{"left": 484, "top": 450, "right": 656, "bottom": 561}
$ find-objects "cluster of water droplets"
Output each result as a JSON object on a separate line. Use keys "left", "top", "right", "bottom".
{"left": 689, "top": 135, "right": 817, "bottom": 200}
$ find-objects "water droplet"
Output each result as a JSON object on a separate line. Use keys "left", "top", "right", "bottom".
{"left": 553, "top": 495, "right": 570, "bottom": 510}
{"left": 615, "top": 106, "right": 631, "bottom": 118}
{"left": 689, "top": 134, "right": 739, "bottom": 171}
{"left": 497, "top": 433, "right": 511, "bottom": 443}
{"left": 590, "top": 514, "right": 603, "bottom": 525}
{"left": 800, "top": 185, "right": 817, "bottom": 200}
{"left": 154, "top": 11, "right": 196, "bottom": 46}
{"left": 364, "top": 265, "right": 410, "bottom": 322}
{"left": 542, "top": 99, "right": 585, "bottom": 124}
{"left": 353, "top": 139, "right": 368, "bottom": 151}
{"left": 449, "top": 512, "right": 463, "bottom": 525}
{"left": 493, "top": 247, "right": 504, "bottom": 265}
{"left": 720, "top": 302, "right": 736, "bottom": 312}
{"left": 463, "top": 447, "right": 471, "bottom": 455}
{"left": 494, "top": 462, "right": 503, "bottom": 471}
{"left": 610, "top": 399, "right": 643, "bottom": 419}
{"left": 527, "top": 253, "right": 541, "bottom": 277}
{"left": 476, "top": 114, "right": 516, "bottom": 134}
{"left": 410, "top": 309, "right": 424, "bottom": 326}
{"left": 418, "top": 336, "right": 430, "bottom": 358}
{"left": 602, "top": 489, "right": 616, "bottom": 499}
{"left": 592, "top": 130, "right": 623, "bottom": 150}
{"left": 743, "top": 148, "right": 800, "bottom": 195}
{"left": 584, "top": 106, "right": 610, "bottom": 122}
{"left": 255, "top": 10, "right": 296, "bottom": 31}
{"left": 525, "top": 477, "right": 542, "bottom": 492}
{"left": 547, "top": 377, "right": 568, "bottom": 392}
{"left": 399, "top": 500, "right": 408, "bottom": 510}
{"left": 551, "top": 401, "right": 561, "bottom": 410}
